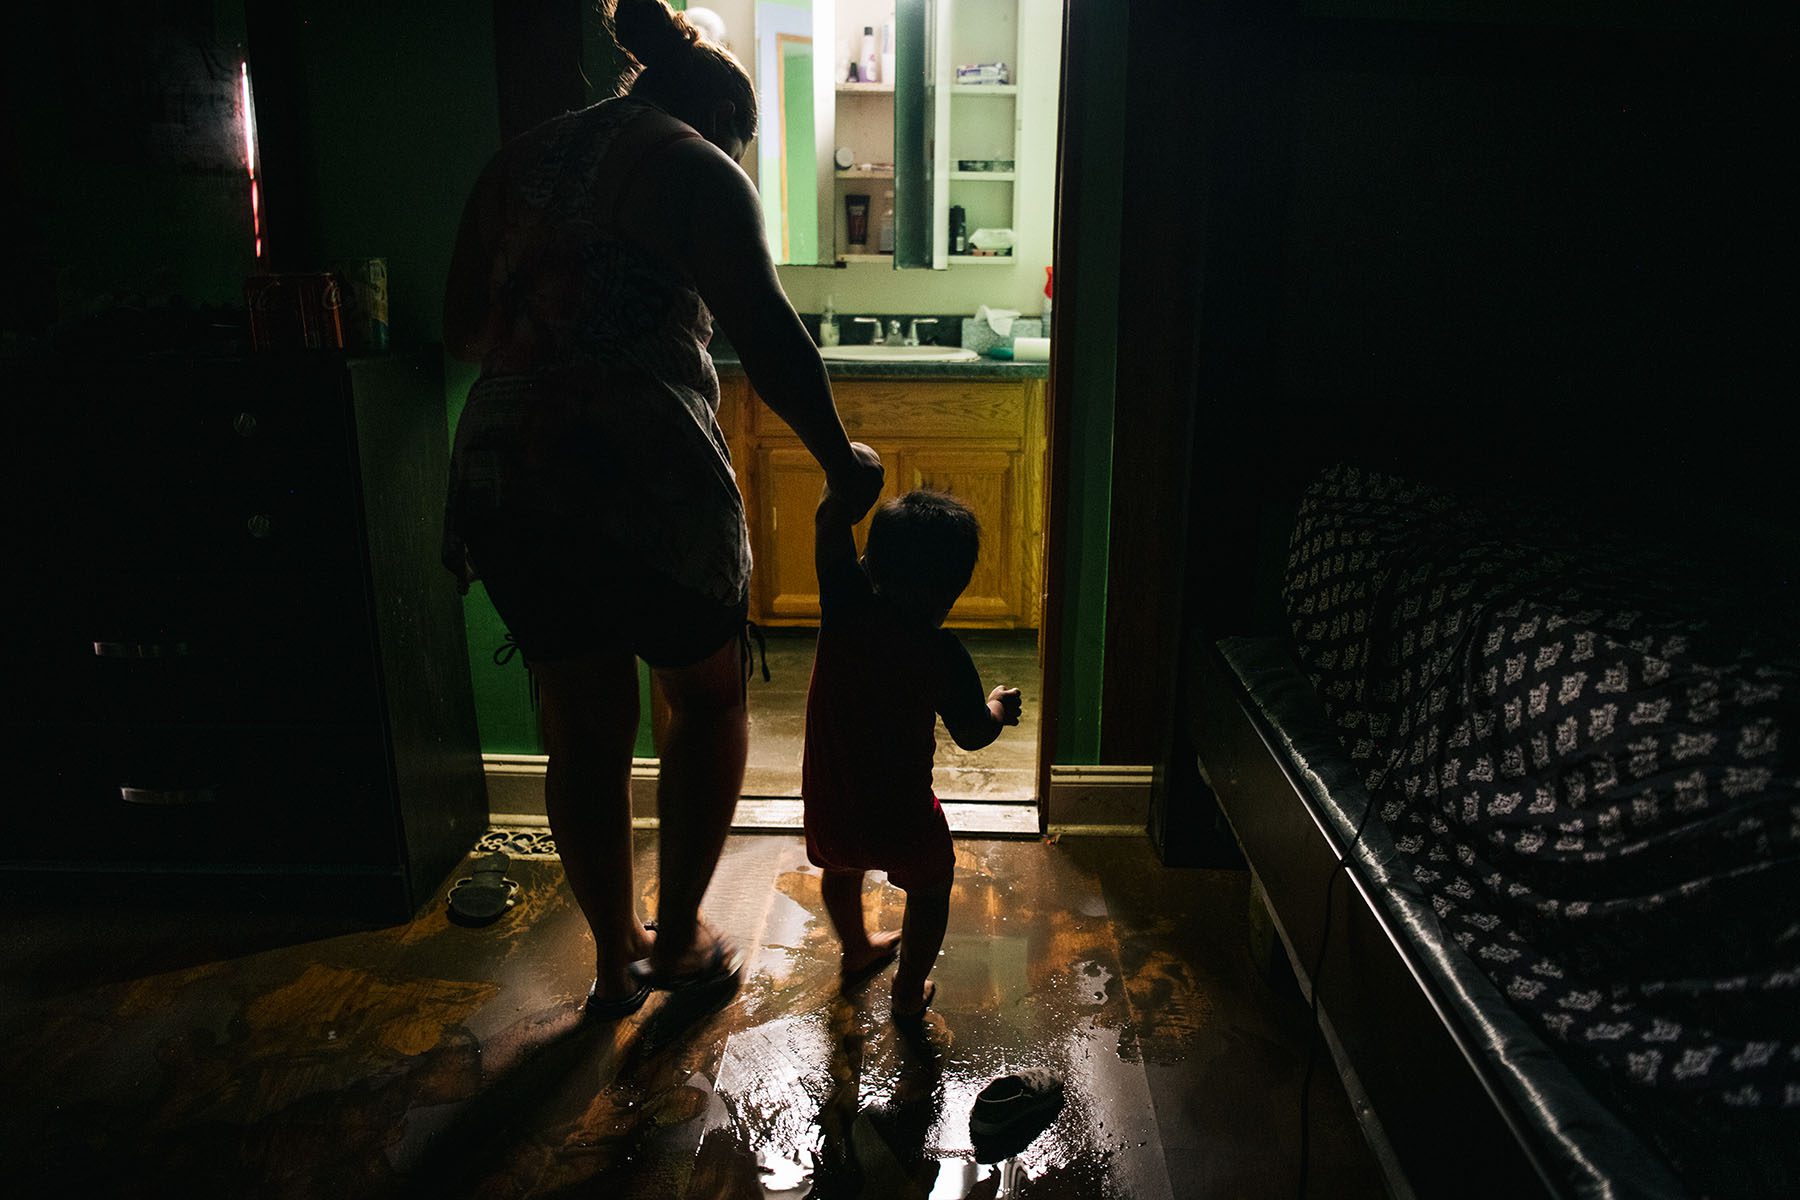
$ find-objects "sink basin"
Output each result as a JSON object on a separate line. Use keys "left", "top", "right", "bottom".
{"left": 818, "top": 344, "right": 980, "bottom": 363}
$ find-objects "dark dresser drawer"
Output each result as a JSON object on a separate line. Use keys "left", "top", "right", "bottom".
{"left": 9, "top": 567, "right": 382, "bottom": 727}
{"left": 5, "top": 725, "right": 398, "bottom": 869}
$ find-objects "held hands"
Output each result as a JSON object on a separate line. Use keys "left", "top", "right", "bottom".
{"left": 824, "top": 441, "right": 885, "bottom": 522}
{"left": 989, "top": 686, "right": 1024, "bottom": 727}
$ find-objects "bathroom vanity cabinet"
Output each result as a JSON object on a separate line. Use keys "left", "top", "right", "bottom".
{"left": 719, "top": 372, "right": 1046, "bottom": 629}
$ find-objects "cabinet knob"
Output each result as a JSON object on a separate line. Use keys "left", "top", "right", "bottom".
{"left": 247, "top": 513, "right": 274, "bottom": 539}
{"left": 233, "top": 412, "right": 259, "bottom": 438}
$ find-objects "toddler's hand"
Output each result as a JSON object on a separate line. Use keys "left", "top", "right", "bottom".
{"left": 989, "top": 686, "right": 1023, "bottom": 726}
{"left": 825, "top": 442, "right": 884, "bottom": 520}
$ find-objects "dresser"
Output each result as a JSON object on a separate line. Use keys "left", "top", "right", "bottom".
{"left": 3, "top": 348, "right": 487, "bottom": 922}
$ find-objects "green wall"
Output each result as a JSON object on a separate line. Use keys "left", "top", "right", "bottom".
{"left": 7, "top": 3, "right": 256, "bottom": 325}
{"left": 1050, "top": 0, "right": 1125, "bottom": 765}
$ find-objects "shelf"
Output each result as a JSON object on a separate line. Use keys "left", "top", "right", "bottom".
{"left": 837, "top": 253, "right": 893, "bottom": 265}
{"left": 951, "top": 83, "right": 1017, "bottom": 95}
{"left": 950, "top": 171, "right": 1016, "bottom": 182}
{"left": 948, "top": 256, "right": 1017, "bottom": 266}
{"left": 837, "top": 168, "right": 896, "bottom": 180}
{"left": 836, "top": 82, "right": 894, "bottom": 94}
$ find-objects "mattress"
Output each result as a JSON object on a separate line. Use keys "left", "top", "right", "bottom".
{"left": 1275, "top": 464, "right": 1800, "bottom": 1192}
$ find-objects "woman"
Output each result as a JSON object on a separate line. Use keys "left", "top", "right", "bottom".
{"left": 442, "top": 0, "right": 883, "bottom": 1016}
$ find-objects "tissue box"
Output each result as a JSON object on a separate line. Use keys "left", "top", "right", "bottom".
{"left": 960, "top": 317, "right": 1042, "bottom": 356}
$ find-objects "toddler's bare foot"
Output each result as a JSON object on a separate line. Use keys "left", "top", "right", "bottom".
{"left": 891, "top": 977, "right": 936, "bottom": 1023}
{"left": 840, "top": 930, "right": 902, "bottom": 985}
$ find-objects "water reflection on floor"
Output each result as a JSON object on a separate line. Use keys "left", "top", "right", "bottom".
{"left": 0, "top": 834, "right": 1383, "bottom": 1198}
{"left": 697, "top": 841, "right": 1169, "bottom": 1199}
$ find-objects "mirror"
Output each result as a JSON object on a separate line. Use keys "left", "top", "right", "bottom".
{"left": 757, "top": 1, "right": 1033, "bottom": 272}
{"left": 755, "top": 1, "right": 837, "bottom": 265}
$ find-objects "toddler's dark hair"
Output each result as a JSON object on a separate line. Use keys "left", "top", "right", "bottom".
{"left": 863, "top": 490, "right": 981, "bottom": 609}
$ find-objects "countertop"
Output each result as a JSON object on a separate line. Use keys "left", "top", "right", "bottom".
{"left": 710, "top": 350, "right": 1048, "bottom": 381}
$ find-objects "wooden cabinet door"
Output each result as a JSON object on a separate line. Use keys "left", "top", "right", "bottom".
{"left": 896, "top": 446, "right": 1024, "bottom": 626}
{"left": 752, "top": 445, "right": 821, "bottom": 621}
{"left": 752, "top": 444, "right": 896, "bottom": 622}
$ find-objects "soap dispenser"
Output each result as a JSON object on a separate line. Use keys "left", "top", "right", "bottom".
{"left": 819, "top": 296, "right": 840, "bottom": 347}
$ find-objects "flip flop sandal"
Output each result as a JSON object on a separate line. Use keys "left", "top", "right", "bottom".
{"left": 583, "top": 977, "right": 653, "bottom": 1022}
{"left": 447, "top": 852, "right": 519, "bottom": 924}
{"left": 630, "top": 933, "right": 745, "bottom": 998}
{"left": 839, "top": 937, "right": 902, "bottom": 992}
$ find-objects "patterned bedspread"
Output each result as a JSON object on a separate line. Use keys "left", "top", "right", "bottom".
{"left": 1282, "top": 466, "right": 1800, "bottom": 1115}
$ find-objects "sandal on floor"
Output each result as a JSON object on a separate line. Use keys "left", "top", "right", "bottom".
{"left": 583, "top": 977, "right": 652, "bottom": 1022}
{"left": 891, "top": 979, "right": 936, "bottom": 1028}
{"left": 447, "top": 852, "right": 518, "bottom": 925}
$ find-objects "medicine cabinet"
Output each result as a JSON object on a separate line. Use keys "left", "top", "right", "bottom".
{"left": 757, "top": 0, "right": 1030, "bottom": 271}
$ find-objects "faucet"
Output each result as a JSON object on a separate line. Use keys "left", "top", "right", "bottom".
{"left": 888, "top": 318, "right": 905, "bottom": 345}
{"left": 905, "top": 318, "right": 938, "bottom": 347}
{"left": 850, "top": 316, "right": 884, "bottom": 345}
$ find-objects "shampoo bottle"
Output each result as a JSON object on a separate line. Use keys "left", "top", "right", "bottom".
{"left": 861, "top": 27, "right": 879, "bottom": 83}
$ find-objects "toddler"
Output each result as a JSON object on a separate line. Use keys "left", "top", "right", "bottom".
{"left": 802, "top": 471, "right": 1023, "bottom": 1022}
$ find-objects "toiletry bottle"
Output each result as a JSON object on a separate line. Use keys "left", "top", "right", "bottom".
{"left": 845, "top": 193, "right": 870, "bottom": 247}
{"left": 820, "top": 296, "right": 840, "bottom": 347}
{"left": 878, "top": 193, "right": 895, "bottom": 254}
{"left": 861, "top": 27, "right": 878, "bottom": 83}
{"left": 1042, "top": 266, "right": 1053, "bottom": 336}
{"left": 880, "top": 23, "right": 895, "bottom": 88}
{"left": 950, "top": 205, "right": 967, "bottom": 255}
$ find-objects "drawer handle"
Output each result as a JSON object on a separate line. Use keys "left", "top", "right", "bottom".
{"left": 247, "top": 513, "right": 274, "bottom": 539}
{"left": 234, "top": 412, "right": 259, "bottom": 438}
{"left": 120, "top": 785, "right": 218, "bottom": 806}
{"left": 93, "top": 641, "right": 192, "bottom": 658}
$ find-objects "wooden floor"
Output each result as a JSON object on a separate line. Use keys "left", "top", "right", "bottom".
{"left": 746, "top": 630, "right": 1043, "bottom": 802}
{"left": 0, "top": 835, "right": 1385, "bottom": 1198}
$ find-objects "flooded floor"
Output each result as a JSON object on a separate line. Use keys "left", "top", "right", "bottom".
{"left": 0, "top": 835, "right": 1384, "bottom": 1198}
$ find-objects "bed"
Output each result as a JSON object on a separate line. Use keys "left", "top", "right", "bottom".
{"left": 1189, "top": 464, "right": 1799, "bottom": 1198}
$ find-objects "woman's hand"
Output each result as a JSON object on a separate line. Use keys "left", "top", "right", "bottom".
{"left": 825, "top": 441, "right": 885, "bottom": 522}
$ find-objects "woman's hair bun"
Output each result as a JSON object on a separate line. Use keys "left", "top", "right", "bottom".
{"left": 613, "top": 0, "right": 699, "bottom": 72}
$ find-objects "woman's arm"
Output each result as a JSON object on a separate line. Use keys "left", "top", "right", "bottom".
{"left": 662, "top": 141, "right": 882, "bottom": 512}
{"left": 443, "top": 152, "right": 507, "bottom": 363}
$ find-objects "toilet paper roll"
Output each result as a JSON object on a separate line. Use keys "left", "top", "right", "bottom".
{"left": 1011, "top": 336, "right": 1050, "bottom": 362}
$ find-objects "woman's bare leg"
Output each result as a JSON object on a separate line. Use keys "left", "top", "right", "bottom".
{"left": 649, "top": 635, "right": 747, "bottom": 977}
{"left": 534, "top": 650, "right": 652, "bottom": 1002}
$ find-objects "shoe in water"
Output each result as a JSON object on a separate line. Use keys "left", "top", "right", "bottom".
{"left": 969, "top": 1067, "right": 1065, "bottom": 1160}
